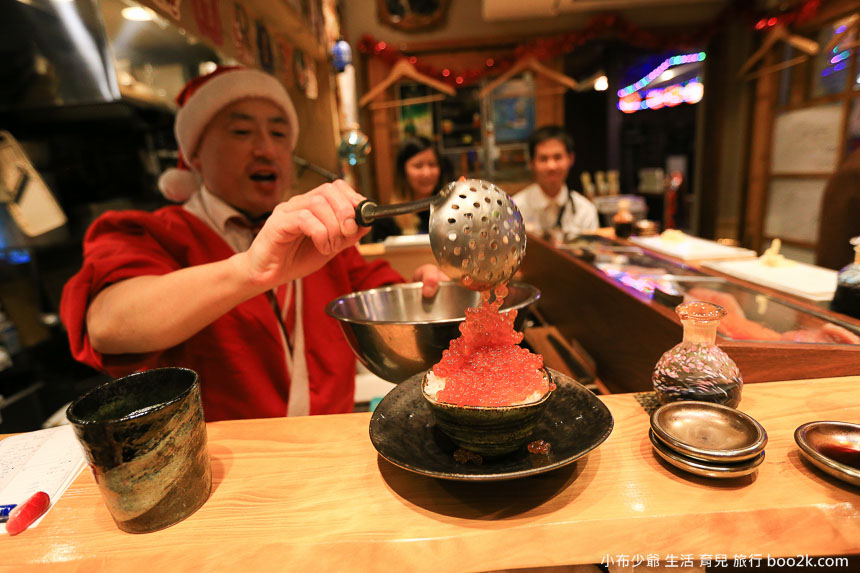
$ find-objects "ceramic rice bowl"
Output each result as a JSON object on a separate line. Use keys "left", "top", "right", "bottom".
{"left": 421, "top": 368, "right": 554, "bottom": 457}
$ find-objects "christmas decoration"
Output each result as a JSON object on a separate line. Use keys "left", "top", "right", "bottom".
{"left": 618, "top": 52, "right": 706, "bottom": 97}
{"left": 332, "top": 39, "right": 353, "bottom": 73}
{"left": 338, "top": 128, "right": 371, "bottom": 166}
{"left": 358, "top": 0, "right": 823, "bottom": 89}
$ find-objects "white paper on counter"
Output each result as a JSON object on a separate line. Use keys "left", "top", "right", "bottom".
{"left": 0, "top": 425, "right": 86, "bottom": 534}
{"left": 703, "top": 259, "right": 838, "bottom": 301}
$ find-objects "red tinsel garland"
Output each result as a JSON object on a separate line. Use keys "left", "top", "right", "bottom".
{"left": 358, "top": 0, "right": 824, "bottom": 88}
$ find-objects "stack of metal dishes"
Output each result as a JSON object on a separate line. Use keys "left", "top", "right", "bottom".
{"left": 649, "top": 401, "right": 768, "bottom": 479}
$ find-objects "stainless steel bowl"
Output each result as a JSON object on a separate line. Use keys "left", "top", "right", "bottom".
{"left": 325, "top": 281, "right": 540, "bottom": 382}
{"left": 795, "top": 421, "right": 860, "bottom": 487}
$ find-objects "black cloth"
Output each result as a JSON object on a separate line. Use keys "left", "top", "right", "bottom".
{"left": 369, "top": 210, "right": 430, "bottom": 243}
{"left": 816, "top": 148, "right": 860, "bottom": 270}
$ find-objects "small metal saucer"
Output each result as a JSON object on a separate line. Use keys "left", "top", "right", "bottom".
{"left": 795, "top": 421, "right": 860, "bottom": 487}
{"left": 649, "top": 430, "right": 764, "bottom": 479}
{"left": 650, "top": 401, "right": 767, "bottom": 463}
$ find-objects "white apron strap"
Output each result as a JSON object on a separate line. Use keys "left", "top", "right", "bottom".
{"left": 284, "top": 280, "right": 309, "bottom": 416}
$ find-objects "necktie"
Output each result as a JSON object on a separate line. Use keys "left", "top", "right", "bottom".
{"left": 227, "top": 216, "right": 295, "bottom": 349}
{"left": 226, "top": 216, "right": 265, "bottom": 237}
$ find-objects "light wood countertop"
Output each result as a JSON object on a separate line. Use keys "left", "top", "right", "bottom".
{"left": 2, "top": 377, "right": 859, "bottom": 572}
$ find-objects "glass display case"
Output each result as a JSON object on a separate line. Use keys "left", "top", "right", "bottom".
{"left": 656, "top": 277, "right": 859, "bottom": 344}
{"left": 562, "top": 235, "right": 860, "bottom": 345}
{"left": 521, "top": 233, "right": 860, "bottom": 394}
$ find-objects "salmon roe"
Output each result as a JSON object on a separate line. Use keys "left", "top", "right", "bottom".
{"left": 433, "top": 285, "right": 548, "bottom": 407}
{"left": 527, "top": 440, "right": 552, "bottom": 455}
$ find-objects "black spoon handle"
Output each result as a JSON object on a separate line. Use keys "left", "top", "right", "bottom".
{"left": 354, "top": 196, "right": 435, "bottom": 226}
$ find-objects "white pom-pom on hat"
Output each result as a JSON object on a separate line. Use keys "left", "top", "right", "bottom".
{"left": 159, "top": 66, "right": 300, "bottom": 203}
{"left": 158, "top": 168, "right": 201, "bottom": 203}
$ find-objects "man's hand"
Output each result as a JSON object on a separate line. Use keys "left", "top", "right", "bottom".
{"left": 240, "top": 180, "right": 371, "bottom": 290}
{"left": 87, "top": 180, "right": 371, "bottom": 355}
{"left": 412, "top": 264, "right": 449, "bottom": 298}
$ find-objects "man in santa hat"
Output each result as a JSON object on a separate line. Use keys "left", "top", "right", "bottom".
{"left": 60, "top": 66, "right": 446, "bottom": 421}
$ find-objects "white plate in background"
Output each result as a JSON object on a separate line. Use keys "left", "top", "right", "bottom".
{"left": 703, "top": 259, "right": 837, "bottom": 301}
{"left": 631, "top": 234, "right": 757, "bottom": 261}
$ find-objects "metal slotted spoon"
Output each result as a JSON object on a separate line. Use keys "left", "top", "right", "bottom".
{"left": 355, "top": 178, "right": 526, "bottom": 291}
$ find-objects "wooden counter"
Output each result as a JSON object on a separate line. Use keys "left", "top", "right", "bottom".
{"left": 3, "top": 377, "right": 859, "bottom": 571}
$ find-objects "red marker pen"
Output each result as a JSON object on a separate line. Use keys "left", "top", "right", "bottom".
{"left": 5, "top": 492, "right": 50, "bottom": 536}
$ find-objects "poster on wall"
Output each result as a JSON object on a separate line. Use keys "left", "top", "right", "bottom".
{"left": 232, "top": 3, "right": 256, "bottom": 66}
{"left": 192, "top": 0, "right": 222, "bottom": 46}
{"left": 397, "top": 84, "right": 434, "bottom": 140}
{"left": 764, "top": 177, "right": 827, "bottom": 244}
{"left": 256, "top": 21, "right": 274, "bottom": 73}
{"left": 491, "top": 78, "right": 534, "bottom": 144}
{"left": 305, "top": 60, "right": 318, "bottom": 100}
{"left": 277, "top": 37, "right": 295, "bottom": 88}
{"left": 294, "top": 49, "right": 309, "bottom": 94}
{"left": 292, "top": 49, "right": 318, "bottom": 100}
{"left": 770, "top": 103, "right": 843, "bottom": 174}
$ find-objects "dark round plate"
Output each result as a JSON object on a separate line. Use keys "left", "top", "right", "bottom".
{"left": 369, "top": 368, "right": 614, "bottom": 481}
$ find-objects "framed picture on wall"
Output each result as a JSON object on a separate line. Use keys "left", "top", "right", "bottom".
{"left": 397, "top": 83, "right": 434, "bottom": 140}
{"left": 377, "top": 0, "right": 450, "bottom": 32}
{"left": 490, "top": 77, "right": 535, "bottom": 143}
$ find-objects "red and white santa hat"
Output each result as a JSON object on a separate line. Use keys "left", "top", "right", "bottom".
{"left": 157, "top": 66, "right": 299, "bottom": 202}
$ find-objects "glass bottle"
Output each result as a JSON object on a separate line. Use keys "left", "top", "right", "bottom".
{"left": 652, "top": 301, "right": 743, "bottom": 408}
{"left": 830, "top": 241, "right": 860, "bottom": 319}
{"left": 613, "top": 198, "right": 634, "bottom": 239}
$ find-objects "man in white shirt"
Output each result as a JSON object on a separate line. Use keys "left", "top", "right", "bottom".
{"left": 513, "top": 125, "right": 599, "bottom": 237}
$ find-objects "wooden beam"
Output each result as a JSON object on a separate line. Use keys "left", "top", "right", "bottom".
{"left": 366, "top": 57, "right": 396, "bottom": 205}
{"left": 743, "top": 50, "right": 779, "bottom": 253}
{"left": 368, "top": 94, "right": 446, "bottom": 111}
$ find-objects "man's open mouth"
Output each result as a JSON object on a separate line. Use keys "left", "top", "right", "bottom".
{"left": 250, "top": 172, "right": 277, "bottom": 182}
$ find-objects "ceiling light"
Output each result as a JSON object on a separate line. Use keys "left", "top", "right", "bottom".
{"left": 121, "top": 6, "right": 154, "bottom": 21}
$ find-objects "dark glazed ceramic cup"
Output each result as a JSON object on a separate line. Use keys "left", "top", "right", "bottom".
{"left": 67, "top": 367, "right": 212, "bottom": 533}
{"left": 421, "top": 368, "right": 554, "bottom": 457}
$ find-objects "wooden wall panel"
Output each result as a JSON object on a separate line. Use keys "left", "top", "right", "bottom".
{"left": 362, "top": 50, "right": 566, "bottom": 205}
{"left": 743, "top": 51, "right": 778, "bottom": 253}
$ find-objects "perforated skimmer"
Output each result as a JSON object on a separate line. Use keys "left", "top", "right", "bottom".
{"left": 355, "top": 178, "right": 526, "bottom": 291}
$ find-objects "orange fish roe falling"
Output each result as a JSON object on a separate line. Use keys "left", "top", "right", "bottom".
{"left": 433, "top": 285, "right": 549, "bottom": 407}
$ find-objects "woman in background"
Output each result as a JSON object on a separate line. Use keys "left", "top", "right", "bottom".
{"left": 371, "top": 135, "right": 452, "bottom": 242}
